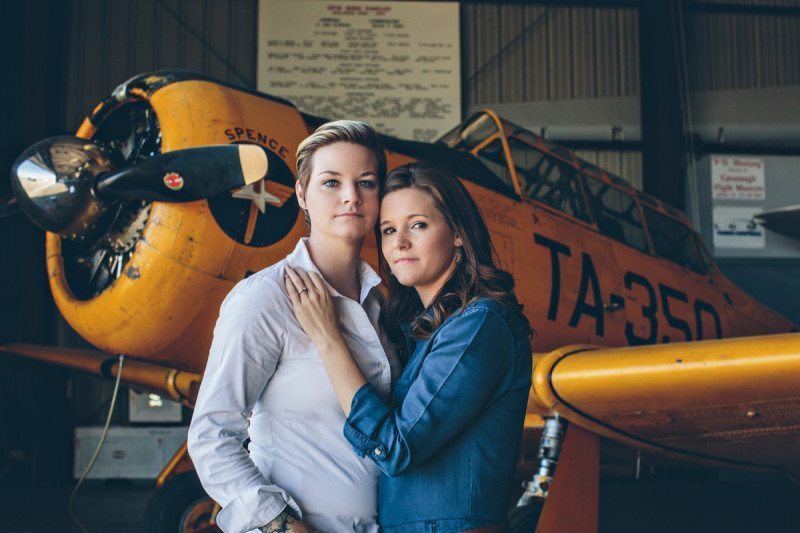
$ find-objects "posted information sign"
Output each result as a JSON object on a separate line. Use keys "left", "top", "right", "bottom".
{"left": 711, "top": 156, "right": 766, "bottom": 200}
{"left": 258, "top": 0, "right": 461, "bottom": 142}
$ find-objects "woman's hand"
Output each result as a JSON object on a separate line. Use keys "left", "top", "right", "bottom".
{"left": 284, "top": 265, "right": 367, "bottom": 416}
{"left": 284, "top": 266, "right": 343, "bottom": 349}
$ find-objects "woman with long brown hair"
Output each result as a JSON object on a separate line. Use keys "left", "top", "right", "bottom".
{"left": 285, "top": 161, "right": 532, "bottom": 532}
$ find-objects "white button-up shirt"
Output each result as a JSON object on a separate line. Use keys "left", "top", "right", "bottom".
{"left": 188, "top": 238, "right": 399, "bottom": 533}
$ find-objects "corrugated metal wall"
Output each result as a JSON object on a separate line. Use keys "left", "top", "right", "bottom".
{"left": 65, "top": 0, "right": 258, "bottom": 129}
{"left": 64, "top": 1, "right": 800, "bottom": 123}
{"left": 461, "top": 4, "right": 643, "bottom": 184}
{"left": 461, "top": 1, "right": 800, "bottom": 106}
{"left": 687, "top": 3, "right": 800, "bottom": 90}
{"left": 460, "top": 1, "right": 800, "bottom": 188}
{"left": 61, "top": 0, "right": 799, "bottom": 187}
{"left": 574, "top": 150, "right": 643, "bottom": 190}
{"left": 462, "top": 4, "right": 640, "bottom": 105}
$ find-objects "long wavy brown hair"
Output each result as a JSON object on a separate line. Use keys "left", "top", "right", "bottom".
{"left": 378, "top": 162, "right": 531, "bottom": 351}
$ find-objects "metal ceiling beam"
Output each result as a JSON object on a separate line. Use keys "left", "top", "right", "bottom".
{"left": 461, "top": 1, "right": 800, "bottom": 17}
{"left": 639, "top": 0, "right": 689, "bottom": 210}
{"left": 686, "top": 2, "right": 800, "bottom": 17}
{"left": 459, "top": 0, "right": 639, "bottom": 8}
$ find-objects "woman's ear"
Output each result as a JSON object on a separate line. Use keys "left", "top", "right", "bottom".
{"left": 454, "top": 235, "right": 463, "bottom": 247}
{"left": 295, "top": 180, "right": 307, "bottom": 210}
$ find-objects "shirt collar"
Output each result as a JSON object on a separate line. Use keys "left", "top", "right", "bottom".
{"left": 285, "top": 238, "right": 383, "bottom": 305}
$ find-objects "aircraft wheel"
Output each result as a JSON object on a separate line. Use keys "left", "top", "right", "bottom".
{"left": 143, "top": 471, "right": 220, "bottom": 533}
{"left": 509, "top": 500, "right": 544, "bottom": 533}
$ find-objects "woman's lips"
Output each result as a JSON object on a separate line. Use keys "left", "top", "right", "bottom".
{"left": 394, "top": 257, "right": 418, "bottom": 264}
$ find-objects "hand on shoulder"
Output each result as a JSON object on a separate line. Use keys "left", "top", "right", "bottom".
{"left": 283, "top": 266, "right": 343, "bottom": 349}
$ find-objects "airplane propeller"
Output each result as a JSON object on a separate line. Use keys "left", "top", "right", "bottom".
{"left": 95, "top": 143, "right": 268, "bottom": 202}
{"left": 754, "top": 206, "right": 800, "bottom": 241}
{"left": 10, "top": 135, "right": 268, "bottom": 238}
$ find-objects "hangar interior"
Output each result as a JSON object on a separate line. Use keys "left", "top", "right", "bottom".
{"left": 1, "top": 0, "right": 800, "bottom": 532}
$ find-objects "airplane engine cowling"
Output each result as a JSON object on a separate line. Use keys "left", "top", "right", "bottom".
{"left": 47, "top": 72, "right": 310, "bottom": 373}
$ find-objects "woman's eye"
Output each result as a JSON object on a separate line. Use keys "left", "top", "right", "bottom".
{"left": 382, "top": 227, "right": 396, "bottom": 235}
{"left": 358, "top": 180, "right": 377, "bottom": 189}
{"left": 411, "top": 221, "right": 427, "bottom": 230}
{"left": 322, "top": 179, "right": 339, "bottom": 188}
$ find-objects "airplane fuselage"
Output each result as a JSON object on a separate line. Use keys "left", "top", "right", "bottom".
{"left": 40, "top": 71, "right": 795, "bottom": 376}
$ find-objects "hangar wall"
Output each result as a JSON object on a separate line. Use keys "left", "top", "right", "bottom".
{"left": 65, "top": 0, "right": 259, "bottom": 128}
{"left": 462, "top": 4, "right": 640, "bottom": 104}
{"left": 688, "top": 1, "right": 800, "bottom": 90}
{"left": 64, "top": 2, "right": 800, "bottom": 131}
{"left": 460, "top": 1, "right": 800, "bottom": 188}
{"left": 61, "top": 1, "right": 800, "bottom": 192}
{"left": 462, "top": 2, "right": 800, "bottom": 107}
{"left": 54, "top": 0, "right": 800, "bottom": 337}
{"left": 4, "top": 0, "right": 800, "bottom": 487}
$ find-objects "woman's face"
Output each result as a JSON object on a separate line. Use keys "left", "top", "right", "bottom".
{"left": 380, "top": 188, "right": 462, "bottom": 306}
{"left": 296, "top": 142, "right": 379, "bottom": 241}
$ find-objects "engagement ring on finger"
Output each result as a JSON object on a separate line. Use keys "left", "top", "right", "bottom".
{"left": 298, "top": 286, "right": 308, "bottom": 294}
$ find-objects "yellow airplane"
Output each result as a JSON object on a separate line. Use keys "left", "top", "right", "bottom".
{"left": 3, "top": 70, "right": 799, "bottom": 533}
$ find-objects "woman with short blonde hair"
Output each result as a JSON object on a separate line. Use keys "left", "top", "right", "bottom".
{"left": 189, "top": 120, "right": 399, "bottom": 533}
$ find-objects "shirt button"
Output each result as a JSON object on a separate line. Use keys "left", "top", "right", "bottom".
{"left": 374, "top": 447, "right": 383, "bottom": 456}
{"left": 378, "top": 363, "right": 386, "bottom": 370}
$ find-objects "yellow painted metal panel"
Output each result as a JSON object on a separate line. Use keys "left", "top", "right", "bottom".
{"left": 531, "top": 334, "right": 800, "bottom": 471}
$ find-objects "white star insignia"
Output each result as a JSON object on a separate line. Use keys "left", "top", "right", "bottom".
{"left": 231, "top": 180, "right": 294, "bottom": 213}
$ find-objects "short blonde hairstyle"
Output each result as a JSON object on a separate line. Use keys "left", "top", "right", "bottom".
{"left": 295, "top": 120, "right": 387, "bottom": 193}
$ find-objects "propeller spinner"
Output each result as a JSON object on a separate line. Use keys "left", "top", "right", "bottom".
{"left": 10, "top": 136, "right": 117, "bottom": 239}
{"left": 10, "top": 136, "right": 268, "bottom": 238}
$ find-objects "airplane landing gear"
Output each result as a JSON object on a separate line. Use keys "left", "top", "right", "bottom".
{"left": 509, "top": 498, "right": 544, "bottom": 533}
{"left": 143, "top": 471, "right": 220, "bottom": 533}
{"left": 509, "top": 415, "right": 567, "bottom": 532}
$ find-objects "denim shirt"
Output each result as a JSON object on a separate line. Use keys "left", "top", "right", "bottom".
{"left": 343, "top": 298, "right": 533, "bottom": 532}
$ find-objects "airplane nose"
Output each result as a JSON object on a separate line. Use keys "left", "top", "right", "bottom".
{"left": 10, "top": 135, "right": 119, "bottom": 240}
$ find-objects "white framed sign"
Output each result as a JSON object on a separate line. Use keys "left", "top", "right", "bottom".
{"left": 711, "top": 155, "right": 765, "bottom": 200}
{"left": 258, "top": 0, "right": 461, "bottom": 141}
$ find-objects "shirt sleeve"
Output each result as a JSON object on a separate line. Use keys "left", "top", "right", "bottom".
{"left": 188, "top": 275, "right": 300, "bottom": 533}
{"left": 343, "top": 306, "right": 516, "bottom": 477}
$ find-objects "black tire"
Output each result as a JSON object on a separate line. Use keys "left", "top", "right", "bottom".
{"left": 143, "top": 470, "right": 218, "bottom": 533}
{"left": 509, "top": 500, "right": 544, "bottom": 533}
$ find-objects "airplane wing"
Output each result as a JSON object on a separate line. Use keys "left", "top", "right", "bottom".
{"left": 531, "top": 332, "right": 800, "bottom": 475}
{"left": 0, "top": 344, "right": 201, "bottom": 406}
{"left": 754, "top": 205, "right": 800, "bottom": 240}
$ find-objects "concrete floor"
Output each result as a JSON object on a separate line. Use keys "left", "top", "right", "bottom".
{"left": 0, "top": 480, "right": 152, "bottom": 533}
{"left": 2, "top": 475, "right": 800, "bottom": 532}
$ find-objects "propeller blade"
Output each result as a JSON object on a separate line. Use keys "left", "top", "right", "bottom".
{"left": 754, "top": 205, "right": 800, "bottom": 240}
{"left": 96, "top": 144, "right": 268, "bottom": 202}
{"left": 0, "top": 194, "right": 19, "bottom": 218}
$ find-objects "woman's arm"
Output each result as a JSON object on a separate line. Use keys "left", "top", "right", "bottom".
{"left": 189, "top": 276, "right": 311, "bottom": 532}
{"left": 345, "top": 305, "right": 518, "bottom": 476}
{"left": 285, "top": 268, "right": 520, "bottom": 477}
{"left": 284, "top": 267, "right": 365, "bottom": 415}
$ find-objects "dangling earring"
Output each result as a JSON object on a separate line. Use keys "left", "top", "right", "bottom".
{"left": 455, "top": 247, "right": 463, "bottom": 263}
